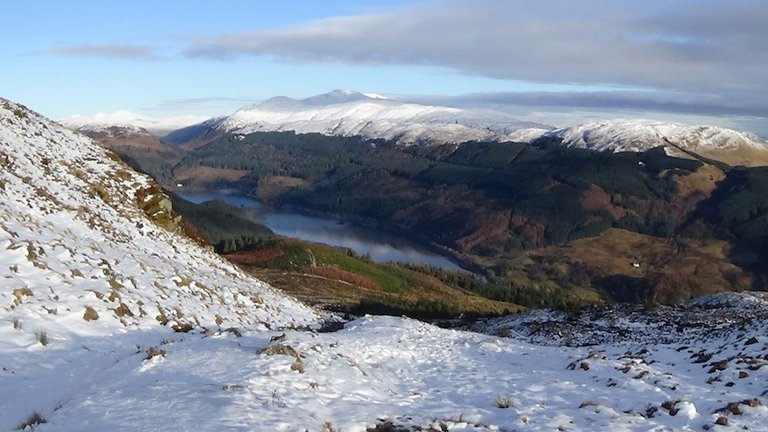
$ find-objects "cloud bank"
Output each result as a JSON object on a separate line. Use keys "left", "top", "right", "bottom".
{"left": 40, "top": 0, "right": 766, "bottom": 133}
{"left": 183, "top": 0, "right": 767, "bottom": 98}
{"left": 409, "top": 90, "right": 768, "bottom": 119}
{"left": 45, "top": 44, "right": 158, "bottom": 60}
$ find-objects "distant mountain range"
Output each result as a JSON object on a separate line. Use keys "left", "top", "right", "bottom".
{"left": 160, "top": 89, "right": 550, "bottom": 148}
{"left": 215, "top": 89, "right": 550, "bottom": 145}
{"left": 63, "top": 90, "right": 768, "bottom": 167}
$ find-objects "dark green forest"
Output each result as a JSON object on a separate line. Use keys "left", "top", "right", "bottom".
{"left": 174, "top": 132, "right": 705, "bottom": 250}
{"left": 130, "top": 130, "right": 768, "bottom": 306}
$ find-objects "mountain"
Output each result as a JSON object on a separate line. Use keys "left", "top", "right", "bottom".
{"left": 166, "top": 90, "right": 551, "bottom": 148}
{"left": 2, "top": 97, "right": 767, "bottom": 431}
{"left": 66, "top": 92, "right": 768, "bottom": 170}
{"left": 0, "top": 98, "right": 317, "bottom": 428}
{"left": 544, "top": 119, "right": 768, "bottom": 167}
{"left": 68, "top": 124, "right": 186, "bottom": 184}
{"left": 0, "top": 98, "right": 316, "bottom": 330}
{"left": 60, "top": 111, "right": 209, "bottom": 136}
{"left": 70, "top": 124, "right": 182, "bottom": 156}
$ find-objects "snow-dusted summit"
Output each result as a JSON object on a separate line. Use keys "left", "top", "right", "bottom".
{"left": 543, "top": 119, "right": 768, "bottom": 167}
{"left": 208, "top": 90, "right": 551, "bottom": 146}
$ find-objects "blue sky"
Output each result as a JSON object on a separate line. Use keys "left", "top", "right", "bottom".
{"left": 2, "top": 0, "right": 766, "bottom": 135}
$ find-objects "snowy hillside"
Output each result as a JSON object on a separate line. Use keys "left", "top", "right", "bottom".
{"left": 60, "top": 111, "right": 209, "bottom": 136}
{"left": 543, "top": 119, "right": 768, "bottom": 167}
{"left": 1, "top": 98, "right": 766, "bottom": 431}
{"left": 205, "top": 90, "right": 550, "bottom": 146}
{"left": 0, "top": 98, "right": 317, "bottom": 428}
{"left": 10, "top": 294, "right": 767, "bottom": 431}
{"left": 0, "top": 98, "right": 315, "bottom": 330}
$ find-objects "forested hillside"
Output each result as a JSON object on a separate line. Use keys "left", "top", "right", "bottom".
{"left": 91, "top": 129, "right": 768, "bottom": 305}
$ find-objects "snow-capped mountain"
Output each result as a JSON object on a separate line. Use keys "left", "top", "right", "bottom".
{"left": 543, "top": 119, "right": 768, "bottom": 167}
{"left": 180, "top": 90, "right": 551, "bottom": 146}
{"left": 63, "top": 92, "right": 768, "bottom": 168}
{"left": 60, "top": 111, "right": 209, "bottom": 136}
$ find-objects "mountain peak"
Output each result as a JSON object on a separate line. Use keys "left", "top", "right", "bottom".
{"left": 301, "top": 89, "right": 372, "bottom": 105}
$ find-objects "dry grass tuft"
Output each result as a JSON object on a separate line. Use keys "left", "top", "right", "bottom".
{"left": 114, "top": 303, "right": 134, "bottom": 318}
{"left": 260, "top": 344, "right": 300, "bottom": 358}
{"left": 83, "top": 306, "right": 99, "bottom": 321}
{"left": 496, "top": 394, "right": 514, "bottom": 409}
{"left": 144, "top": 346, "right": 166, "bottom": 361}
{"left": 320, "top": 422, "right": 340, "bottom": 432}
{"left": 35, "top": 329, "right": 49, "bottom": 346}
{"left": 12, "top": 287, "right": 33, "bottom": 305}
{"left": 171, "top": 323, "right": 194, "bottom": 333}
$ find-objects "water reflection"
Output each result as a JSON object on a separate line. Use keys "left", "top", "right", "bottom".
{"left": 178, "top": 191, "right": 462, "bottom": 271}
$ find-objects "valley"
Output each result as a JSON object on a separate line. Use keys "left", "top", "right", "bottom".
{"left": 1, "top": 90, "right": 767, "bottom": 431}
{"left": 83, "top": 118, "right": 768, "bottom": 312}
{"left": 165, "top": 190, "right": 522, "bottom": 318}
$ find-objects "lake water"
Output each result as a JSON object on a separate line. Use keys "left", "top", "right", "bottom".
{"left": 178, "top": 191, "right": 462, "bottom": 271}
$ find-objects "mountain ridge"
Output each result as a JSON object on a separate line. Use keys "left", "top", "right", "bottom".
{"left": 64, "top": 90, "right": 768, "bottom": 168}
{"left": 545, "top": 119, "right": 768, "bottom": 167}
{"left": 215, "top": 89, "right": 551, "bottom": 146}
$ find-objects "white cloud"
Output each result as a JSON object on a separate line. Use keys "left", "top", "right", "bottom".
{"left": 45, "top": 44, "right": 158, "bottom": 60}
{"left": 182, "top": 0, "right": 768, "bottom": 97}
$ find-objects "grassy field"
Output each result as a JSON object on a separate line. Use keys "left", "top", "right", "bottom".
{"left": 225, "top": 238, "right": 524, "bottom": 319}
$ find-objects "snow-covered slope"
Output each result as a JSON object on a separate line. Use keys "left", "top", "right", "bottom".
{"left": 60, "top": 111, "right": 209, "bottom": 136}
{"left": 12, "top": 294, "right": 767, "bottom": 432}
{"left": 0, "top": 99, "right": 315, "bottom": 332}
{"left": 207, "top": 90, "right": 550, "bottom": 146}
{"left": 0, "top": 99, "right": 321, "bottom": 430}
{"left": 543, "top": 119, "right": 768, "bottom": 167}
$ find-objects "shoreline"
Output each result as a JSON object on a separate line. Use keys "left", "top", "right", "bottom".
{"left": 171, "top": 187, "right": 484, "bottom": 275}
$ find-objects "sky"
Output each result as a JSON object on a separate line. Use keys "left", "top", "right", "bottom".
{"left": 1, "top": 0, "right": 766, "bottom": 136}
